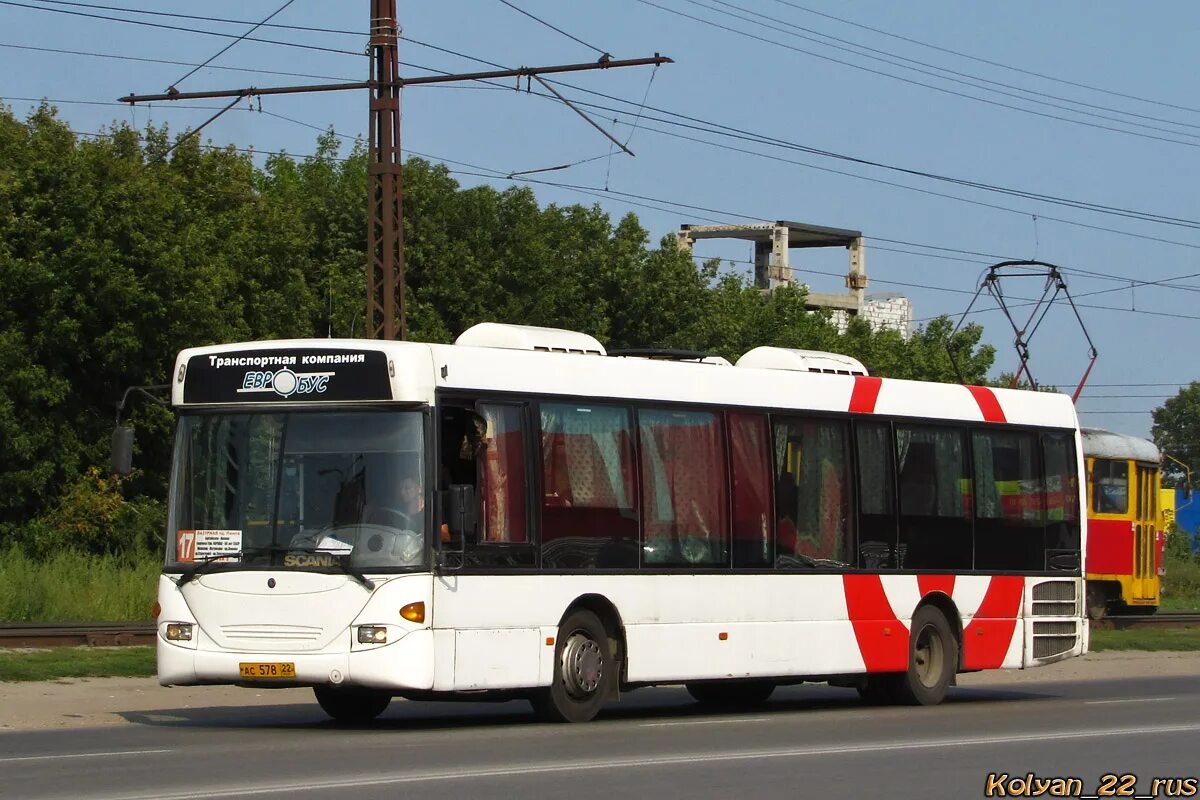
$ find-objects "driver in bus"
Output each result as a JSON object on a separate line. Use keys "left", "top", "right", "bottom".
{"left": 397, "top": 473, "right": 425, "bottom": 533}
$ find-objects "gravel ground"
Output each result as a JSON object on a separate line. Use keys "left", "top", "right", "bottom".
{"left": 1, "top": 650, "right": 1197, "bottom": 732}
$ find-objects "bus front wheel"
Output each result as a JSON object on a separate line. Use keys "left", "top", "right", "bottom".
{"left": 531, "top": 609, "right": 615, "bottom": 723}
{"left": 313, "top": 685, "right": 391, "bottom": 723}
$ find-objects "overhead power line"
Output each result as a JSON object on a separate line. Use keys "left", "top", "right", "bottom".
{"left": 638, "top": 0, "right": 1200, "bottom": 150}
{"left": 0, "top": 1, "right": 365, "bottom": 58}
{"left": 688, "top": 0, "right": 1200, "bottom": 138}
{"left": 495, "top": 0, "right": 610, "bottom": 58}
{"left": 168, "top": 0, "right": 297, "bottom": 91}
{"left": 771, "top": 0, "right": 1200, "bottom": 117}
{"left": 8, "top": 4, "right": 1198, "bottom": 237}
{"left": 0, "top": 41, "right": 357, "bottom": 82}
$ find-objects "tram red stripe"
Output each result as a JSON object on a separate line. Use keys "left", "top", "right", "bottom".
{"left": 849, "top": 376, "right": 883, "bottom": 414}
{"left": 917, "top": 575, "right": 955, "bottom": 598}
{"left": 961, "top": 576, "right": 1024, "bottom": 670}
{"left": 843, "top": 574, "right": 908, "bottom": 672}
{"left": 965, "top": 385, "right": 1007, "bottom": 423}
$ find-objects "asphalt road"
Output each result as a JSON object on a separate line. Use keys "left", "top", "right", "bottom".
{"left": 2, "top": 676, "right": 1198, "bottom": 800}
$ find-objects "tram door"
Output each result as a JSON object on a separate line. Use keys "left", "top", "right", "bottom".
{"left": 1132, "top": 465, "right": 1160, "bottom": 604}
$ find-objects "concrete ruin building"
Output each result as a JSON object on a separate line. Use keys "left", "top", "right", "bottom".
{"left": 676, "top": 220, "right": 912, "bottom": 338}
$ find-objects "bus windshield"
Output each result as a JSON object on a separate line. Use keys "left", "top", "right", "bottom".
{"left": 167, "top": 410, "right": 427, "bottom": 570}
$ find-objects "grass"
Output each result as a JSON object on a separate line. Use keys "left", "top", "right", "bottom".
{"left": 0, "top": 646, "right": 155, "bottom": 682}
{"left": 1090, "top": 627, "right": 1200, "bottom": 651}
{"left": 1161, "top": 549, "right": 1200, "bottom": 611}
{"left": 0, "top": 546, "right": 160, "bottom": 622}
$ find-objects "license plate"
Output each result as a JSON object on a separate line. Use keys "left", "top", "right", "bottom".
{"left": 238, "top": 662, "right": 296, "bottom": 679}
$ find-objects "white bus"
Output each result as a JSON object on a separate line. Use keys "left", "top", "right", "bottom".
{"left": 143, "top": 323, "right": 1087, "bottom": 723}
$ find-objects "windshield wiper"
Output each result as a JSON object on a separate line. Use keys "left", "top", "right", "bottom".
{"left": 175, "top": 546, "right": 374, "bottom": 591}
{"left": 334, "top": 561, "right": 374, "bottom": 591}
{"left": 174, "top": 545, "right": 282, "bottom": 586}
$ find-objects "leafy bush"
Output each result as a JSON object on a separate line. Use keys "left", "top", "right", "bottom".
{"left": 12, "top": 467, "right": 164, "bottom": 559}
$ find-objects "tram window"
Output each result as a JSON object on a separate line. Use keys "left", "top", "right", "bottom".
{"left": 1092, "top": 460, "right": 1129, "bottom": 515}
{"left": 772, "top": 417, "right": 853, "bottom": 570}
{"left": 1043, "top": 433, "right": 1081, "bottom": 565}
{"left": 855, "top": 421, "right": 897, "bottom": 569}
{"left": 895, "top": 424, "right": 972, "bottom": 570}
{"left": 539, "top": 403, "right": 638, "bottom": 569}
{"left": 638, "top": 408, "right": 729, "bottom": 568}
{"left": 730, "top": 412, "right": 773, "bottom": 568}
{"left": 973, "top": 430, "right": 1044, "bottom": 571}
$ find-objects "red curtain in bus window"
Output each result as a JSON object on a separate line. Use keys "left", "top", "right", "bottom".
{"left": 638, "top": 409, "right": 728, "bottom": 566}
{"left": 479, "top": 405, "right": 527, "bottom": 543}
{"left": 729, "top": 412, "right": 771, "bottom": 567}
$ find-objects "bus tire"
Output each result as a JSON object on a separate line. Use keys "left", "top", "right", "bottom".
{"left": 313, "top": 686, "right": 391, "bottom": 723}
{"left": 531, "top": 609, "right": 614, "bottom": 723}
{"left": 685, "top": 680, "right": 775, "bottom": 707}
{"left": 1086, "top": 584, "right": 1110, "bottom": 620}
{"left": 894, "top": 605, "right": 956, "bottom": 706}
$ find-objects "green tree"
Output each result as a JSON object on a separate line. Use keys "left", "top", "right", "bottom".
{"left": 1153, "top": 382, "right": 1200, "bottom": 486}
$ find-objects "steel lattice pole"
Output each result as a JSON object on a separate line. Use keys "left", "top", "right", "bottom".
{"left": 367, "top": 0, "right": 405, "bottom": 340}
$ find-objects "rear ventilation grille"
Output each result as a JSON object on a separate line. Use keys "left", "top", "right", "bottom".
{"left": 1031, "top": 580, "right": 1078, "bottom": 617}
{"left": 1032, "top": 620, "right": 1078, "bottom": 659}
{"left": 1033, "top": 581, "right": 1077, "bottom": 602}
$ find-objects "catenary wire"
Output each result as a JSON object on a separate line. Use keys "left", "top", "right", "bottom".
{"left": 770, "top": 0, "right": 1200, "bottom": 116}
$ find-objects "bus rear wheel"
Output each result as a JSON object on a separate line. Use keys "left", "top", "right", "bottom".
{"left": 685, "top": 680, "right": 775, "bottom": 707}
{"left": 1086, "top": 584, "right": 1111, "bottom": 620}
{"left": 531, "top": 609, "right": 615, "bottom": 723}
{"left": 894, "top": 605, "right": 957, "bottom": 706}
{"left": 313, "top": 685, "right": 391, "bottom": 723}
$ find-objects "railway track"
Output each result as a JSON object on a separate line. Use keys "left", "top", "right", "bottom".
{"left": 1, "top": 612, "right": 1197, "bottom": 649}
{"left": 1097, "top": 611, "right": 1200, "bottom": 630}
{"left": 0, "top": 622, "right": 156, "bottom": 648}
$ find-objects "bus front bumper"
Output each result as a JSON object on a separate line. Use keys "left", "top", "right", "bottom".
{"left": 157, "top": 628, "right": 435, "bottom": 691}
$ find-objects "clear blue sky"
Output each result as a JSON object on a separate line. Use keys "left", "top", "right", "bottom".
{"left": 3, "top": 0, "right": 1198, "bottom": 438}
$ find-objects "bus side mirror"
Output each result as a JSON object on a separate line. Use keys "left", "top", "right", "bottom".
{"left": 111, "top": 426, "right": 135, "bottom": 475}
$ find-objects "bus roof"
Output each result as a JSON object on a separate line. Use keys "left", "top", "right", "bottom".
{"left": 172, "top": 325, "right": 1079, "bottom": 430}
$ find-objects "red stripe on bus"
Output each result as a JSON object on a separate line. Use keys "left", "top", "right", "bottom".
{"left": 843, "top": 574, "right": 908, "bottom": 672}
{"left": 961, "top": 576, "right": 1024, "bottom": 670}
{"left": 966, "top": 385, "right": 1007, "bottom": 423}
{"left": 849, "top": 376, "right": 883, "bottom": 414}
{"left": 917, "top": 575, "right": 956, "bottom": 598}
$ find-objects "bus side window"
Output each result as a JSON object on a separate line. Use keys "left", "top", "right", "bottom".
{"left": 1043, "top": 432, "right": 1080, "bottom": 569}
{"left": 638, "top": 408, "right": 729, "bottom": 568}
{"left": 730, "top": 412, "right": 772, "bottom": 568}
{"left": 855, "top": 421, "right": 896, "bottom": 569}
{"left": 895, "top": 424, "right": 972, "bottom": 571}
{"left": 773, "top": 416, "right": 854, "bottom": 570}
{"left": 539, "top": 403, "right": 638, "bottom": 569}
{"left": 477, "top": 404, "right": 528, "bottom": 545}
{"left": 438, "top": 403, "right": 535, "bottom": 567}
{"left": 973, "top": 429, "right": 1044, "bottom": 571}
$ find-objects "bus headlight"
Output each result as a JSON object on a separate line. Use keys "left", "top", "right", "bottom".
{"left": 165, "top": 622, "right": 193, "bottom": 641}
{"left": 358, "top": 625, "right": 388, "bottom": 644}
